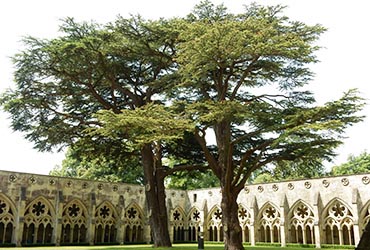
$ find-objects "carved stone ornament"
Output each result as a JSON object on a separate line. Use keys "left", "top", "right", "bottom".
{"left": 322, "top": 179, "right": 330, "bottom": 188}
{"left": 244, "top": 187, "right": 250, "bottom": 193}
{"left": 304, "top": 181, "right": 312, "bottom": 189}
{"left": 29, "top": 176, "right": 36, "bottom": 184}
{"left": 272, "top": 184, "right": 279, "bottom": 192}
{"left": 97, "top": 183, "right": 103, "bottom": 190}
{"left": 9, "top": 174, "right": 17, "bottom": 183}
{"left": 362, "top": 176, "right": 370, "bottom": 185}
{"left": 288, "top": 183, "right": 294, "bottom": 190}
{"left": 341, "top": 178, "right": 349, "bottom": 186}
{"left": 257, "top": 186, "right": 264, "bottom": 192}
{"left": 49, "top": 179, "right": 56, "bottom": 185}
{"left": 112, "top": 185, "right": 118, "bottom": 192}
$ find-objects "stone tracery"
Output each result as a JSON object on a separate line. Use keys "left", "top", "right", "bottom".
{"left": 124, "top": 203, "right": 144, "bottom": 243}
{"left": 323, "top": 199, "right": 354, "bottom": 245}
{"left": 95, "top": 201, "right": 117, "bottom": 244}
{"left": 22, "top": 197, "right": 54, "bottom": 244}
{"left": 258, "top": 203, "right": 281, "bottom": 243}
{"left": 289, "top": 201, "right": 315, "bottom": 244}
{"left": 0, "top": 195, "right": 15, "bottom": 244}
{"left": 61, "top": 199, "right": 87, "bottom": 244}
{"left": 0, "top": 171, "right": 369, "bottom": 247}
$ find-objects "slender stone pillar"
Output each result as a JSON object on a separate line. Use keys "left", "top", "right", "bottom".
{"left": 250, "top": 224, "right": 255, "bottom": 246}
{"left": 280, "top": 225, "right": 286, "bottom": 247}
{"left": 53, "top": 190, "right": 63, "bottom": 246}
{"left": 15, "top": 186, "right": 27, "bottom": 246}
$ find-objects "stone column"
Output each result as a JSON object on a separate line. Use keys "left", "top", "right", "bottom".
{"left": 302, "top": 227, "right": 307, "bottom": 244}
{"left": 353, "top": 223, "right": 361, "bottom": 246}
{"left": 143, "top": 224, "right": 151, "bottom": 244}
{"left": 339, "top": 228, "right": 343, "bottom": 245}
{"left": 280, "top": 225, "right": 286, "bottom": 247}
{"left": 250, "top": 224, "right": 256, "bottom": 246}
{"left": 314, "top": 222, "right": 321, "bottom": 248}
{"left": 169, "top": 224, "right": 174, "bottom": 242}
{"left": 53, "top": 190, "right": 63, "bottom": 246}
{"left": 116, "top": 195, "right": 125, "bottom": 244}
{"left": 14, "top": 186, "right": 27, "bottom": 246}
{"left": 313, "top": 192, "right": 322, "bottom": 248}
{"left": 88, "top": 192, "right": 96, "bottom": 245}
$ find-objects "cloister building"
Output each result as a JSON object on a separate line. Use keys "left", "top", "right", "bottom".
{"left": 0, "top": 169, "right": 369, "bottom": 248}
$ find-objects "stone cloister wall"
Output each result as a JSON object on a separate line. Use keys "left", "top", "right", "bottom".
{"left": 0, "top": 169, "right": 369, "bottom": 247}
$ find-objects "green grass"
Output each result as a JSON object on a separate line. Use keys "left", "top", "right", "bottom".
{"left": 0, "top": 243, "right": 354, "bottom": 250}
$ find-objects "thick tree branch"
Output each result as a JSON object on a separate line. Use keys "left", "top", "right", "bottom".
{"left": 194, "top": 128, "right": 221, "bottom": 179}
{"left": 230, "top": 55, "right": 260, "bottom": 100}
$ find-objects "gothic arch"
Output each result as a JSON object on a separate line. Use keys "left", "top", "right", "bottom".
{"left": 206, "top": 205, "right": 223, "bottom": 242}
{"left": 187, "top": 206, "right": 202, "bottom": 227}
{"left": 172, "top": 206, "right": 186, "bottom": 226}
{"left": 238, "top": 204, "right": 252, "bottom": 243}
{"left": 322, "top": 198, "right": 354, "bottom": 245}
{"left": 186, "top": 206, "right": 202, "bottom": 242}
{"left": 61, "top": 198, "right": 88, "bottom": 244}
{"left": 123, "top": 202, "right": 144, "bottom": 243}
{"left": 94, "top": 200, "right": 118, "bottom": 243}
{"left": 257, "top": 202, "right": 281, "bottom": 243}
{"left": 0, "top": 193, "right": 16, "bottom": 244}
{"left": 22, "top": 196, "right": 55, "bottom": 244}
{"left": 172, "top": 206, "right": 186, "bottom": 242}
{"left": 288, "top": 200, "right": 315, "bottom": 244}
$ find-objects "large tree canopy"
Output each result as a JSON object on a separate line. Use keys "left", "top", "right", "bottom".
{"left": 0, "top": 16, "right": 187, "bottom": 247}
{"left": 0, "top": 2, "right": 365, "bottom": 250}
{"left": 172, "top": 2, "right": 364, "bottom": 250}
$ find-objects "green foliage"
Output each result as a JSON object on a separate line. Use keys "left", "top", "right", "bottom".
{"left": 0, "top": 3, "right": 365, "bottom": 248}
{"left": 0, "top": 16, "right": 178, "bottom": 152}
{"left": 174, "top": 2, "right": 365, "bottom": 192}
{"left": 93, "top": 103, "right": 194, "bottom": 147}
{"left": 50, "top": 146, "right": 144, "bottom": 184}
{"left": 252, "top": 160, "right": 327, "bottom": 184}
{"left": 165, "top": 169, "right": 219, "bottom": 190}
{"left": 331, "top": 151, "right": 370, "bottom": 176}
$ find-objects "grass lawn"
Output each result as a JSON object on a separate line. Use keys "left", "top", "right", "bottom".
{"left": 0, "top": 243, "right": 354, "bottom": 250}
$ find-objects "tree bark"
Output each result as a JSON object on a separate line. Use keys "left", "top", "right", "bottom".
{"left": 221, "top": 186, "right": 244, "bottom": 250}
{"left": 141, "top": 144, "right": 171, "bottom": 247}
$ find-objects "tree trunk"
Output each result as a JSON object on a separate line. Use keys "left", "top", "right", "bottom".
{"left": 141, "top": 144, "right": 171, "bottom": 247}
{"left": 221, "top": 186, "right": 244, "bottom": 250}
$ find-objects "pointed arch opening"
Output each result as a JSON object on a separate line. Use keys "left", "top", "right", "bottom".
{"left": 322, "top": 198, "right": 354, "bottom": 245}
{"left": 206, "top": 206, "right": 222, "bottom": 242}
{"left": 257, "top": 202, "right": 281, "bottom": 244}
{"left": 22, "top": 196, "right": 54, "bottom": 245}
{"left": 0, "top": 194, "right": 16, "bottom": 244}
{"left": 124, "top": 202, "right": 144, "bottom": 243}
{"left": 288, "top": 200, "right": 315, "bottom": 244}
{"left": 61, "top": 199, "right": 88, "bottom": 245}
{"left": 94, "top": 201, "right": 118, "bottom": 244}
{"left": 187, "top": 207, "right": 201, "bottom": 242}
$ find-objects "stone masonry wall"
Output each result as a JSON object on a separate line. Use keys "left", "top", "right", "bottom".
{"left": 0, "top": 170, "right": 369, "bottom": 247}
